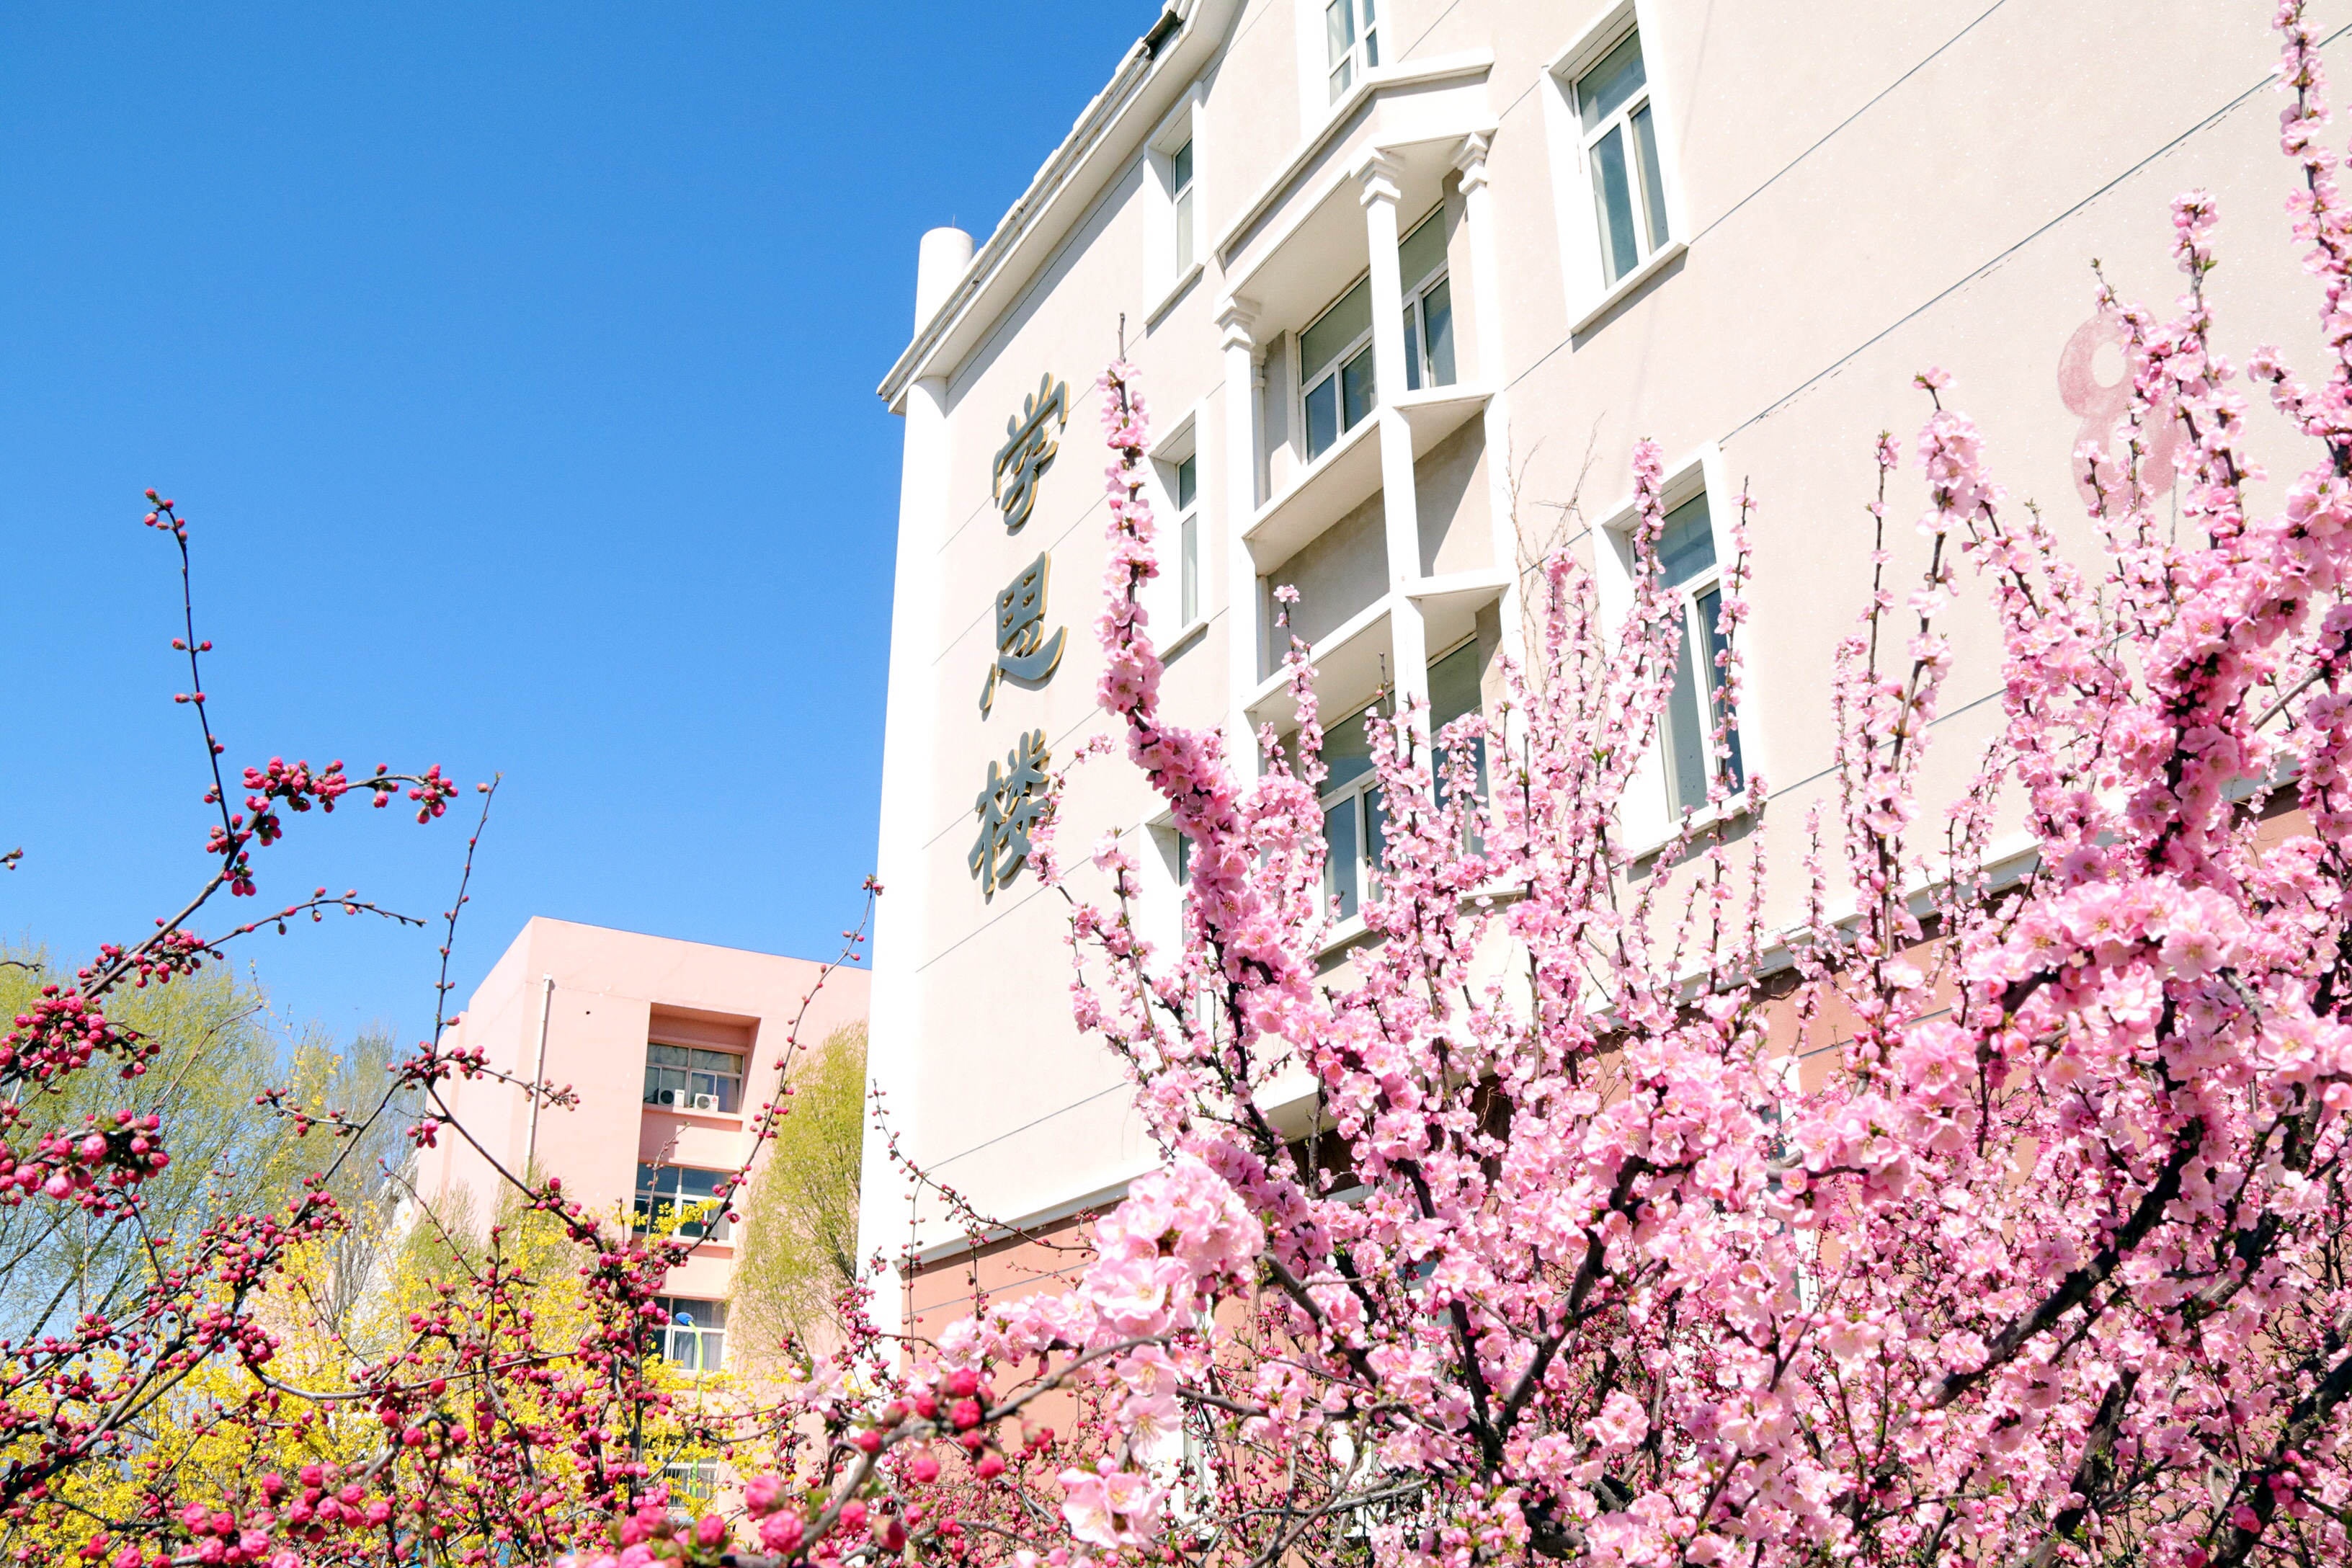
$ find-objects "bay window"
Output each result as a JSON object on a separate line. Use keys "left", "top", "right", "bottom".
{"left": 1301, "top": 277, "right": 1376, "bottom": 460}
{"left": 1397, "top": 209, "right": 1456, "bottom": 393}
{"left": 1319, "top": 700, "right": 1388, "bottom": 923}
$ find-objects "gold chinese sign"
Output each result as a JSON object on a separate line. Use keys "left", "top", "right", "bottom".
{"left": 968, "top": 373, "right": 1071, "bottom": 899}
{"left": 981, "top": 552, "right": 1066, "bottom": 715}
{"left": 991, "top": 374, "right": 1067, "bottom": 533}
{"left": 970, "top": 728, "right": 1051, "bottom": 899}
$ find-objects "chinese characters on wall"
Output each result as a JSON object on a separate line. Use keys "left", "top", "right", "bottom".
{"left": 969, "top": 375, "right": 1069, "bottom": 899}
{"left": 968, "top": 729, "right": 1051, "bottom": 898}
{"left": 981, "top": 553, "right": 1066, "bottom": 715}
{"left": 991, "top": 373, "right": 1066, "bottom": 533}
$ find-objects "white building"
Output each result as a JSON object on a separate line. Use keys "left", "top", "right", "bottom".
{"left": 861, "top": 0, "right": 2325, "bottom": 1330}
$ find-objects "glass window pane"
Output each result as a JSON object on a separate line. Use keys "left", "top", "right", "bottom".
{"left": 1665, "top": 610, "right": 1710, "bottom": 815}
{"left": 1180, "top": 512, "right": 1199, "bottom": 625}
{"left": 1577, "top": 30, "right": 1647, "bottom": 132}
{"left": 1657, "top": 493, "right": 1715, "bottom": 586}
{"left": 1171, "top": 139, "right": 1192, "bottom": 193}
{"left": 1402, "top": 303, "right": 1421, "bottom": 393}
{"left": 1340, "top": 345, "right": 1376, "bottom": 432}
{"left": 1632, "top": 104, "right": 1670, "bottom": 251}
{"left": 1175, "top": 189, "right": 1195, "bottom": 270}
{"left": 1175, "top": 455, "right": 1197, "bottom": 510}
{"left": 1322, "top": 704, "right": 1378, "bottom": 788}
{"left": 1326, "top": 0, "right": 1354, "bottom": 66}
{"left": 649, "top": 1044, "right": 687, "bottom": 1066}
{"left": 1366, "top": 790, "right": 1386, "bottom": 883}
{"left": 1306, "top": 375, "right": 1339, "bottom": 458}
{"left": 1322, "top": 799, "right": 1359, "bottom": 921}
{"left": 1590, "top": 125, "right": 1639, "bottom": 285}
{"left": 1301, "top": 277, "right": 1371, "bottom": 384}
{"left": 1420, "top": 277, "right": 1455, "bottom": 387}
{"left": 1428, "top": 640, "right": 1482, "bottom": 731}
{"left": 1398, "top": 208, "right": 1447, "bottom": 291}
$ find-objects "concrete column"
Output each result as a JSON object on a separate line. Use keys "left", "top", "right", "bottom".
{"left": 1216, "top": 293, "right": 1263, "bottom": 778}
{"left": 1455, "top": 131, "right": 1528, "bottom": 702}
{"left": 1359, "top": 151, "right": 1432, "bottom": 753}
{"left": 856, "top": 226, "right": 970, "bottom": 1272}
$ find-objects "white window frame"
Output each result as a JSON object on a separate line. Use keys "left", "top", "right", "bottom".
{"left": 1146, "top": 88, "right": 1206, "bottom": 324}
{"left": 633, "top": 1162, "right": 734, "bottom": 1244}
{"left": 642, "top": 1041, "right": 743, "bottom": 1114}
{"left": 1298, "top": 272, "right": 1377, "bottom": 462}
{"left": 1543, "top": 1, "right": 1690, "bottom": 334}
{"left": 1317, "top": 0, "right": 1383, "bottom": 104}
{"left": 1150, "top": 406, "right": 1209, "bottom": 654}
{"left": 1590, "top": 445, "right": 1751, "bottom": 853}
{"left": 650, "top": 1296, "right": 728, "bottom": 1374}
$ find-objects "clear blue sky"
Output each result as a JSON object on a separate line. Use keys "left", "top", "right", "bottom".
{"left": 0, "top": 3, "right": 1157, "bottom": 1048}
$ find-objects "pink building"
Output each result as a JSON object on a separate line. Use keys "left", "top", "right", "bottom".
{"left": 418, "top": 917, "right": 870, "bottom": 1371}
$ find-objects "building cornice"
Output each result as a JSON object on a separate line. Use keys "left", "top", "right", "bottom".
{"left": 876, "top": 0, "right": 1241, "bottom": 411}
{"left": 1211, "top": 50, "right": 1494, "bottom": 270}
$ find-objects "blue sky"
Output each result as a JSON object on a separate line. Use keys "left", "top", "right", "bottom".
{"left": 0, "top": 3, "right": 1158, "bottom": 1048}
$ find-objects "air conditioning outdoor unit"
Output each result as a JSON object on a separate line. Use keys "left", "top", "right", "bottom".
{"left": 691, "top": 1093, "right": 721, "bottom": 1113}
{"left": 656, "top": 1089, "right": 685, "bottom": 1108}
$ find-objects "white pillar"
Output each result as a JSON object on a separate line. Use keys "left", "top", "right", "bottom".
{"left": 1455, "top": 132, "right": 1528, "bottom": 697}
{"left": 1359, "top": 151, "right": 1432, "bottom": 754}
{"left": 856, "top": 228, "right": 969, "bottom": 1273}
{"left": 1217, "top": 293, "right": 1263, "bottom": 778}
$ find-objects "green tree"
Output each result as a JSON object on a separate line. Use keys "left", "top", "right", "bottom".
{"left": 731, "top": 1023, "right": 865, "bottom": 1354}
{"left": 0, "top": 942, "right": 411, "bottom": 1342}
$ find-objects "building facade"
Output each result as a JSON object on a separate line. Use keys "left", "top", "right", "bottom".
{"left": 419, "top": 917, "right": 870, "bottom": 1371}
{"left": 862, "top": 0, "right": 2330, "bottom": 1324}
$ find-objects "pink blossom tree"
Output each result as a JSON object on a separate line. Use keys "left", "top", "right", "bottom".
{"left": 23, "top": 5, "right": 2352, "bottom": 1568}
{"left": 701, "top": 6, "right": 2352, "bottom": 1566}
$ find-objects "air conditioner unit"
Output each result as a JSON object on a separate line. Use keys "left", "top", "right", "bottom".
{"left": 691, "top": 1093, "right": 721, "bottom": 1113}
{"left": 656, "top": 1089, "right": 684, "bottom": 1108}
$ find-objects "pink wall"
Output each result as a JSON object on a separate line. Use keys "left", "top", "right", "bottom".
{"left": 417, "top": 917, "right": 870, "bottom": 1305}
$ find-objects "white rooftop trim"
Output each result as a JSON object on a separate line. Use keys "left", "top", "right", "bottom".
{"left": 876, "top": 0, "right": 1240, "bottom": 411}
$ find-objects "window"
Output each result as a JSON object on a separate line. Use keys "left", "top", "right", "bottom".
{"left": 1319, "top": 700, "right": 1389, "bottom": 922}
{"left": 1301, "top": 277, "right": 1375, "bottom": 460}
{"left": 662, "top": 1460, "right": 719, "bottom": 1502}
{"left": 1572, "top": 28, "right": 1670, "bottom": 286}
{"left": 649, "top": 1296, "right": 727, "bottom": 1373}
{"left": 634, "top": 1163, "right": 734, "bottom": 1243}
{"left": 1654, "top": 492, "right": 1742, "bottom": 815}
{"left": 1175, "top": 455, "right": 1200, "bottom": 627}
{"left": 1324, "top": 0, "right": 1380, "bottom": 101}
{"left": 642, "top": 1043, "right": 742, "bottom": 1113}
{"left": 1171, "top": 138, "right": 1195, "bottom": 273}
{"left": 1396, "top": 209, "right": 1456, "bottom": 393}
{"left": 1427, "top": 640, "right": 1488, "bottom": 813}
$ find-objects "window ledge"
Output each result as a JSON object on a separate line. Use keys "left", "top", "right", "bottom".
{"left": 1620, "top": 792, "right": 1752, "bottom": 865}
{"left": 1162, "top": 617, "right": 1211, "bottom": 661}
{"left": 1146, "top": 261, "right": 1204, "bottom": 330}
{"left": 642, "top": 1103, "right": 747, "bottom": 1130}
{"left": 1569, "top": 239, "right": 1688, "bottom": 339}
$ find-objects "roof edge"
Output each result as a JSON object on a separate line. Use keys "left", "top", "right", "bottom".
{"left": 876, "top": 0, "right": 1239, "bottom": 409}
